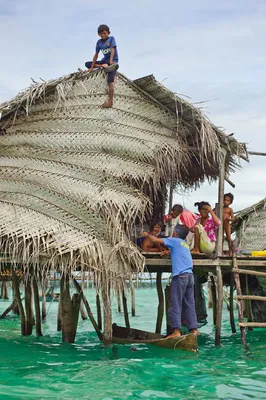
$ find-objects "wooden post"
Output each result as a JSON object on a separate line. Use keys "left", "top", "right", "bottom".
{"left": 71, "top": 293, "right": 81, "bottom": 342}
{"left": 60, "top": 273, "right": 73, "bottom": 343}
{"left": 233, "top": 255, "right": 246, "bottom": 345}
{"left": 116, "top": 288, "right": 121, "bottom": 313}
{"left": 73, "top": 278, "right": 103, "bottom": 341}
{"left": 24, "top": 277, "right": 34, "bottom": 336}
{"left": 3, "top": 281, "right": 9, "bottom": 300}
{"left": 214, "top": 148, "right": 226, "bottom": 345}
{"left": 122, "top": 289, "right": 130, "bottom": 329}
{"left": 12, "top": 271, "right": 26, "bottom": 335}
{"left": 164, "top": 284, "right": 171, "bottom": 335}
{"left": 210, "top": 275, "right": 217, "bottom": 326}
{"left": 155, "top": 272, "right": 164, "bottom": 334}
{"left": 168, "top": 181, "right": 174, "bottom": 214}
{"left": 130, "top": 278, "right": 136, "bottom": 317}
{"left": 32, "top": 276, "right": 43, "bottom": 337}
{"left": 41, "top": 279, "right": 47, "bottom": 321}
{"left": 208, "top": 279, "right": 213, "bottom": 308}
{"left": 102, "top": 277, "right": 112, "bottom": 346}
{"left": 229, "top": 272, "right": 236, "bottom": 333}
{"left": 57, "top": 292, "right": 62, "bottom": 332}
{"left": 96, "top": 293, "right": 102, "bottom": 331}
{"left": 80, "top": 273, "right": 87, "bottom": 320}
{"left": 12, "top": 281, "right": 19, "bottom": 315}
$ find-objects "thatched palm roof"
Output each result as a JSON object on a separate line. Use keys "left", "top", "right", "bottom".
{"left": 0, "top": 69, "right": 248, "bottom": 283}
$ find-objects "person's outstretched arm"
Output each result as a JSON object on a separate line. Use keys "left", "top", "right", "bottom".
{"left": 142, "top": 232, "right": 164, "bottom": 246}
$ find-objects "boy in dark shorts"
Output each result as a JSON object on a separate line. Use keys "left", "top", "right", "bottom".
{"left": 142, "top": 224, "right": 199, "bottom": 337}
{"left": 85, "top": 24, "right": 119, "bottom": 108}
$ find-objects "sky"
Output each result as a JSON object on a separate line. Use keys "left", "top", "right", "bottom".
{"left": 0, "top": 0, "right": 265, "bottom": 212}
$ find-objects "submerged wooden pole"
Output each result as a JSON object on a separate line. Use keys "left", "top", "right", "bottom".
{"left": 116, "top": 288, "right": 122, "bottom": 313}
{"left": 60, "top": 273, "right": 73, "bottom": 343}
{"left": 122, "top": 289, "right": 130, "bottom": 329}
{"left": 57, "top": 291, "right": 62, "bottom": 332}
{"left": 210, "top": 275, "right": 217, "bottom": 326}
{"left": 12, "top": 271, "right": 26, "bottom": 335}
{"left": 80, "top": 273, "right": 88, "bottom": 320}
{"left": 155, "top": 272, "right": 164, "bottom": 334}
{"left": 41, "top": 279, "right": 47, "bottom": 321}
{"left": 229, "top": 272, "right": 236, "bottom": 334}
{"left": 32, "top": 276, "right": 43, "bottom": 337}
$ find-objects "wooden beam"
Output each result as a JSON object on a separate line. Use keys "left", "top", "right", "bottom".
{"left": 155, "top": 272, "right": 164, "bottom": 334}
{"left": 237, "top": 295, "right": 266, "bottom": 301}
{"left": 232, "top": 268, "right": 266, "bottom": 277}
{"left": 233, "top": 255, "right": 246, "bottom": 345}
{"left": 216, "top": 148, "right": 226, "bottom": 257}
{"left": 248, "top": 151, "right": 266, "bottom": 156}
{"left": 239, "top": 322, "right": 266, "bottom": 327}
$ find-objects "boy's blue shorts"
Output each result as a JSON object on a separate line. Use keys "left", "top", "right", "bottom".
{"left": 85, "top": 60, "right": 117, "bottom": 83}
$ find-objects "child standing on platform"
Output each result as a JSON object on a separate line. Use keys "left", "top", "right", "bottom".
{"left": 223, "top": 193, "right": 235, "bottom": 256}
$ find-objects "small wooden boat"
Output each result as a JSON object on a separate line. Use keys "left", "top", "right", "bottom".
{"left": 112, "top": 324, "right": 198, "bottom": 352}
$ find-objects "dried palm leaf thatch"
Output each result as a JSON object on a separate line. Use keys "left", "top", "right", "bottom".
{"left": 0, "top": 69, "right": 248, "bottom": 286}
{"left": 233, "top": 198, "right": 266, "bottom": 251}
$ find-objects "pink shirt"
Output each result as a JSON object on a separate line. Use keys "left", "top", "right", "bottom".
{"left": 195, "top": 217, "right": 220, "bottom": 242}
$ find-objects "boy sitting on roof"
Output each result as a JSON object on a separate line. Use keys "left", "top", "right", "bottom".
{"left": 85, "top": 24, "right": 119, "bottom": 108}
{"left": 142, "top": 224, "right": 199, "bottom": 338}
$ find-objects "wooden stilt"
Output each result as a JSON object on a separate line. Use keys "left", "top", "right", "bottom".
{"left": 122, "top": 289, "right": 130, "bottom": 329}
{"left": 32, "top": 276, "right": 43, "bottom": 337}
{"left": 102, "top": 278, "right": 112, "bottom": 346}
{"left": 208, "top": 279, "right": 213, "bottom": 308}
{"left": 155, "top": 272, "right": 164, "bottom": 334}
{"left": 130, "top": 278, "right": 136, "bottom": 317}
{"left": 0, "top": 281, "right": 3, "bottom": 299}
{"left": 73, "top": 278, "right": 103, "bottom": 341}
{"left": 71, "top": 293, "right": 81, "bottom": 342}
{"left": 96, "top": 293, "right": 102, "bottom": 331}
{"left": 12, "top": 271, "right": 26, "bottom": 335}
{"left": 60, "top": 273, "right": 73, "bottom": 343}
{"left": 0, "top": 299, "right": 17, "bottom": 319}
{"left": 210, "top": 275, "right": 217, "bottom": 326}
{"left": 117, "top": 288, "right": 121, "bottom": 313}
{"left": 215, "top": 266, "right": 223, "bottom": 345}
{"left": 3, "top": 281, "right": 9, "bottom": 300}
{"left": 80, "top": 272, "right": 87, "bottom": 320}
{"left": 12, "top": 282, "right": 19, "bottom": 315}
{"left": 229, "top": 272, "right": 236, "bottom": 333}
{"left": 245, "top": 275, "right": 253, "bottom": 331}
{"left": 164, "top": 284, "right": 171, "bottom": 335}
{"left": 57, "top": 291, "right": 62, "bottom": 332}
{"left": 41, "top": 279, "right": 47, "bottom": 321}
{"left": 233, "top": 255, "right": 246, "bottom": 345}
{"left": 24, "top": 277, "right": 34, "bottom": 336}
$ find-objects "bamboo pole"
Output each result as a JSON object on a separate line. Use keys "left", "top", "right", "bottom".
{"left": 229, "top": 272, "right": 236, "bottom": 333}
{"left": 32, "top": 276, "right": 43, "bottom": 337}
{"left": 12, "top": 271, "right": 26, "bottom": 335}
{"left": 122, "top": 289, "right": 130, "bottom": 329}
{"left": 214, "top": 148, "right": 226, "bottom": 345}
{"left": 155, "top": 272, "right": 164, "bottom": 334}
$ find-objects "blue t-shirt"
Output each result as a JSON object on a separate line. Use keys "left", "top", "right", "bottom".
{"left": 162, "top": 238, "right": 193, "bottom": 277}
{"left": 96, "top": 36, "right": 119, "bottom": 63}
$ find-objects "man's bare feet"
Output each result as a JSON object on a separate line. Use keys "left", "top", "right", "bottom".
{"left": 191, "top": 248, "right": 200, "bottom": 254}
{"left": 167, "top": 329, "right": 181, "bottom": 338}
{"left": 102, "top": 101, "right": 113, "bottom": 108}
{"left": 190, "top": 329, "right": 200, "bottom": 335}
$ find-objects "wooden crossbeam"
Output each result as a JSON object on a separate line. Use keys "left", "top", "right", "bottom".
{"left": 237, "top": 295, "right": 266, "bottom": 301}
{"left": 238, "top": 322, "right": 266, "bottom": 328}
{"left": 232, "top": 269, "right": 266, "bottom": 277}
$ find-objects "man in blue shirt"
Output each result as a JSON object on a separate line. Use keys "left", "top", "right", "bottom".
{"left": 85, "top": 24, "right": 119, "bottom": 108}
{"left": 143, "top": 224, "right": 198, "bottom": 338}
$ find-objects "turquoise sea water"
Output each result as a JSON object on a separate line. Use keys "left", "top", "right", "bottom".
{"left": 1, "top": 282, "right": 266, "bottom": 400}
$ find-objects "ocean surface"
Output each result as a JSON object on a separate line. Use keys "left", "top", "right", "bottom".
{"left": 0, "top": 281, "right": 266, "bottom": 400}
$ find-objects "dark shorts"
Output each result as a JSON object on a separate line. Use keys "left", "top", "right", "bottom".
{"left": 85, "top": 60, "right": 117, "bottom": 83}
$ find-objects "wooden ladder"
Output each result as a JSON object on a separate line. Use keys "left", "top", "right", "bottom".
{"left": 232, "top": 254, "right": 266, "bottom": 345}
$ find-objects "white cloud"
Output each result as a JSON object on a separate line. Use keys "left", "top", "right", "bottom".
{"left": 0, "top": 0, "right": 265, "bottom": 210}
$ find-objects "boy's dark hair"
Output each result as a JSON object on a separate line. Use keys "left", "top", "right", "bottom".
{"left": 172, "top": 204, "right": 183, "bottom": 213}
{"left": 98, "top": 24, "right": 110, "bottom": 34}
{"left": 151, "top": 221, "right": 163, "bottom": 230}
{"left": 174, "top": 224, "right": 189, "bottom": 240}
{"left": 224, "top": 193, "right": 234, "bottom": 204}
{"left": 194, "top": 201, "right": 210, "bottom": 211}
